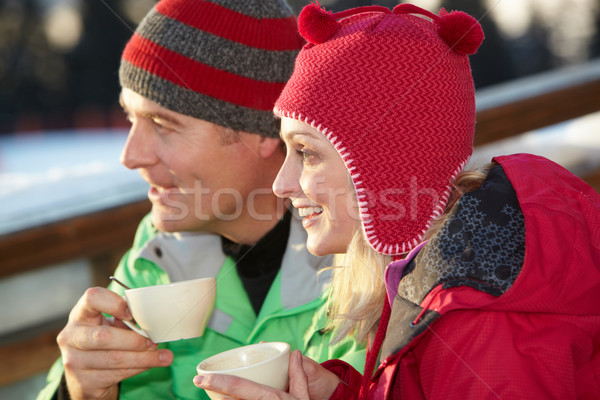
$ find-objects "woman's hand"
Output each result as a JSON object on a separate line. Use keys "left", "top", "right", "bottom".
{"left": 193, "top": 350, "right": 340, "bottom": 399}
{"left": 297, "top": 352, "right": 341, "bottom": 400}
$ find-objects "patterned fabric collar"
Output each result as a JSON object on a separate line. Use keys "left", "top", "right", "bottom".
{"left": 396, "top": 164, "right": 526, "bottom": 306}
{"left": 379, "top": 164, "right": 526, "bottom": 360}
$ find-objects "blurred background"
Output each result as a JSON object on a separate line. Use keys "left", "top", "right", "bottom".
{"left": 0, "top": 0, "right": 599, "bottom": 398}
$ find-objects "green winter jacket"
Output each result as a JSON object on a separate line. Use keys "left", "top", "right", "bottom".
{"left": 37, "top": 214, "right": 365, "bottom": 400}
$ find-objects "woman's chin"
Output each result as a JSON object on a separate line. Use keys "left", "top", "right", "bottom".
{"left": 306, "top": 238, "right": 344, "bottom": 257}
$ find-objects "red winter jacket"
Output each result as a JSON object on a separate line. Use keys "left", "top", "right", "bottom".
{"left": 324, "top": 154, "right": 600, "bottom": 399}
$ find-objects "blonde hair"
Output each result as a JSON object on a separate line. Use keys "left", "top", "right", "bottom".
{"left": 328, "top": 162, "right": 495, "bottom": 343}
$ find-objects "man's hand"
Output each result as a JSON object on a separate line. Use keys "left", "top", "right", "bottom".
{"left": 57, "top": 287, "right": 173, "bottom": 400}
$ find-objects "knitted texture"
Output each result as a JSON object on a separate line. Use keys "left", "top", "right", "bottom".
{"left": 275, "top": 3, "right": 483, "bottom": 255}
{"left": 120, "top": 0, "right": 304, "bottom": 137}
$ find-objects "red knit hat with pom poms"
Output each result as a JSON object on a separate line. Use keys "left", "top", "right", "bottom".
{"left": 274, "top": 2, "right": 484, "bottom": 255}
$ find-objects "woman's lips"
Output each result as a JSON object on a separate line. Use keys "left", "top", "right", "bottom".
{"left": 297, "top": 206, "right": 324, "bottom": 228}
{"left": 297, "top": 206, "right": 324, "bottom": 218}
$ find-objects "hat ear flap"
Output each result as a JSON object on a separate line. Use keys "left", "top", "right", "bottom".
{"left": 298, "top": 3, "right": 339, "bottom": 44}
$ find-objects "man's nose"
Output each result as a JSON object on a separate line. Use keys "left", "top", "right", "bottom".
{"left": 120, "top": 122, "right": 157, "bottom": 170}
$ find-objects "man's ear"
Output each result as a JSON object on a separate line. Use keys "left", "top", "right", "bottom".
{"left": 258, "top": 136, "right": 283, "bottom": 159}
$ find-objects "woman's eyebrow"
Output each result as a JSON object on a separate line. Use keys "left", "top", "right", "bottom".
{"left": 281, "top": 129, "right": 323, "bottom": 142}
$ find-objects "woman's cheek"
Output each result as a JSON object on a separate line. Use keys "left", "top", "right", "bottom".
{"left": 346, "top": 194, "right": 360, "bottom": 221}
{"left": 299, "top": 172, "right": 320, "bottom": 200}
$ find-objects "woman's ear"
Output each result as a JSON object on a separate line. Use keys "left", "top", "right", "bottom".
{"left": 258, "top": 136, "right": 284, "bottom": 159}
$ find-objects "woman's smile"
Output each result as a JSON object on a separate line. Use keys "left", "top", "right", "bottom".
{"left": 297, "top": 206, "right": 325, "bottom": 228}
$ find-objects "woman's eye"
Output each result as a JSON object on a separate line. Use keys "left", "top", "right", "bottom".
{"left": 296, "top": 149, "right": 313, "bottom": 161}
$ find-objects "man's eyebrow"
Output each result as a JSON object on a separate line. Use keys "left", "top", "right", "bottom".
{"left": 118, "top": 95, "right": 183, "bottom": 128}
{"left": 139, "top": 110, "right": 183, "bottom": 128}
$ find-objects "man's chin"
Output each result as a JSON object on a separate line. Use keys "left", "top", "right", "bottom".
{"left": 150, "top": 208, "right": 215, "bottom": 233}
{"left": 150, "top": 210, "right": 188, "bottom": 233}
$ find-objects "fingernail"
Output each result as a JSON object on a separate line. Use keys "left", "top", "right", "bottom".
{"left": 194, "top": 375, "right": 204, "bottom": 386}
{"left": 158, "top": 351, "right": 172, "bottom": 364}
{"left": 146, "top": 339, "right": 155, "bottom": 348}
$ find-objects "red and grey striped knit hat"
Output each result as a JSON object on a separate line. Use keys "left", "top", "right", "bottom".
{"left": 275, "top": 3, "right": 484, "bottom": 255}
{"left": 119, "top": 0, "right": 304, "bottom": 137}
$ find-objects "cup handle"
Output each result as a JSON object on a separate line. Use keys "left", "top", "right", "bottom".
{"left": 121, "top": 294, "right": 150, "bottom": 339}
{"left": 122, "top": 319, "right": 150, "bottom": 339}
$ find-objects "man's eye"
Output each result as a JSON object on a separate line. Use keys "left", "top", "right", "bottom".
{"left": 152, "top": 119, "right": 175, "bottom": 133}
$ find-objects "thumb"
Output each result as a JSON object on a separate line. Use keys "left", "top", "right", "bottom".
{"left": 289, "top": 350, "right": 310, "bottom": 400}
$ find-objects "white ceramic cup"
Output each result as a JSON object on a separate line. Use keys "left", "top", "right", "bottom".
{"left": 196, "top": 342, "right": 291, "bottom": 399}
{"left": 122, "top": 277, "right": 216, "bottom": 343}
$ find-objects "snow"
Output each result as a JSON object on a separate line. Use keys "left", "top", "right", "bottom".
{"left": 0, "top": 128, "right": 148, "bottom": 235}
{"left": 469, "top": 112, "right": 600, "bottom": 175}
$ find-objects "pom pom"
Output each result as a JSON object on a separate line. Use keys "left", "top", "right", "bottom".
{"left": 437, "top": 10, "right": 484, "bottom": 55}
{"left": 298, "top": 3, "right": 339, "bottom": 44}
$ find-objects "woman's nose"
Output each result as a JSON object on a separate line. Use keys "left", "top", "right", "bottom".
{"left": 273, "top": 157, "right": 302, "bottom": 199}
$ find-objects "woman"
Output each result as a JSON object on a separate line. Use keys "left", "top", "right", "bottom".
{"left": 195, "top": 3, "right": 600, "bottom": 399}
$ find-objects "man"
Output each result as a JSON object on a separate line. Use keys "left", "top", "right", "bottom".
{"left": 37, "top": 1, "right": 365, "bottom": 399}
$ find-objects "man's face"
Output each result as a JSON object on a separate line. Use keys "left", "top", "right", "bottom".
{"left": 119, "top": 88, "right": 271, "bottom": 234}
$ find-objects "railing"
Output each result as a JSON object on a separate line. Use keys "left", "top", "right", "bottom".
{"left": 1, "top": 58, "right": 599, "bottom": 388}
{"left": 474, "top": 58, "right": 600, "bottom": 147}
{"left": 0, "top": 199, "right": 151, "bottom": 386}
{"left": 474, "top": 58, "right": 600, "bottom": 188}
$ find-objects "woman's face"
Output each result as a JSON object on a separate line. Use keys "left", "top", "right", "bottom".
{"left": 273, "top": 117, "right": 360, "bottom": 256}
